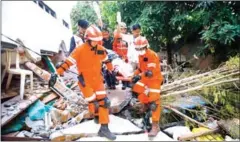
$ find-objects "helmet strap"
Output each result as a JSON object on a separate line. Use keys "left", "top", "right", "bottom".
{"left": 88, "top": 40, "right": 97, "bottom": 51}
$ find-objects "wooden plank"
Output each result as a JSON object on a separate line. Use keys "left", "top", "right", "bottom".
{"left": 1, "top": 90, "right": 50, "bottom": 127}
{"left": 1, "top": 91, "right": 18, "bottom": 100}
{"left": 2, "top": 131, "right": 20, "bottom": 137}
{"left": 163, "top": 105, "right": 211, "bottom": 129}
{"left": 41, "top": 92, "right": 59, "bottom": 104}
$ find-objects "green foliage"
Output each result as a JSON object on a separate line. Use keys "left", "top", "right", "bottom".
{"left": 200, "top": 21, "right": 240, "bottom": 47}
{"left": 79, "top": 1, "right": 240, "bottom": 64}
{"left": 201, "top": 85, "right": 239, "bottom": 119}
{"left": 70, "top": 1, "right": 98, "bottom": 34}
{"left": 100, "top": 1, "right": 119, "bottom": 30}
{"left": 118, "top": 1, "right": 179, "bottom": 52}
{"left": 225, "top": 54, "right": 240, "bottom": 69}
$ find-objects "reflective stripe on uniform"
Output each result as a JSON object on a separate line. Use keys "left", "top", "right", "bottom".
{"left": 149, "top": 88, "right": 161, "bottom": 93}
{"left": 85, "top": 94, "right": 96, "bottom": 102}
{"left": 95, "top": 91, "right": 107, "bottom": 95}
{"left": 102, "top": 56, "right": 108, "bottom": 62}
{"left": 147, "top": 63, "right": 156, "bottom": 68}
{"left": 67, "top": 56, "right": 76, "bottom": 64}
{"left": 136, "top": 81, "right": 145, "bottom": 87}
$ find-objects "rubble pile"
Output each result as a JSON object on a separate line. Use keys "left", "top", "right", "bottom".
{"left": 1, "top": 57, "right": 239, "bottom": 141}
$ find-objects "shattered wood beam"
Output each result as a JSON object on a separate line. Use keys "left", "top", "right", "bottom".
{"left": 1, "top": 90, "right": 50, "bottom": 127}
{"left": 163, "top": 105, "right": 211, "bottom": 129}
{"left": 162, "top": 78, "right": 239, "bottom": 97}
{"left": 178, "top": 128, "right": 219, "bottom": 141}
{"left": 42, "top": 92, "right": 59, "bottom": 104}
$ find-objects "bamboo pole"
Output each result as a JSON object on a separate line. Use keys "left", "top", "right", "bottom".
{"left": 163, "top": 67, "right": 229, "bottom": 87}
{"left": 178, "top": 128, "right": 219, "bottom": 141}
{"left": 162, "top": 78, "right": 239, "bottom": 97}
{"left": 162, "top": 68, "right": 238, "bottom": 90}
{"left": 162, "top": 70, "right": 239, "bottom": 93}
{"left": 163, "top": 105, "right": 212, "bottom": 129}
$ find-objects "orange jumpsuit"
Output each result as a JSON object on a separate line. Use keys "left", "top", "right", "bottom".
{"left": 113, "top": 40, "right": 128, "bottom": 62}
{"left": 132, "top": 48, "right": 163, "bottom": 122}
{"left": 57, "top": 42, "right": 110, "bottom": 124}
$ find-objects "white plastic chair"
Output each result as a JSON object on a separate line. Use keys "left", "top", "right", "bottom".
{"left": 2, "top": 48, "right": 33, "bottom": 100}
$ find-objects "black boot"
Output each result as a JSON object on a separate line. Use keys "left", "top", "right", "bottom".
{"left": 98, "top": 124, "right": 116, "bottom": 140}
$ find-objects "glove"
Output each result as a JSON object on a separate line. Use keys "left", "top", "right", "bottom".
{"left": 144, "top": 70, "right": 153, "bottom": 78}
{"left": 55, "top": 61, "right": 64, "bottom": 69}
{"left": 132, "top": 75, "right": 141, "bottom": 84}
{"left": 49, "top": 73, "right": 58, "bottom": 87}
{"left": 132, "top": 91, "right": 138, "bottom": 99}
{"left": 138, "top": 93, "right": 149, "bottom": 104}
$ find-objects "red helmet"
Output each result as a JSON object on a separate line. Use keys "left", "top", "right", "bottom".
{"left": 134, "top": 36, "right": 149, "bottom": 50}
{"left": 84, "top": 25, "right": 103, "bottom": 41}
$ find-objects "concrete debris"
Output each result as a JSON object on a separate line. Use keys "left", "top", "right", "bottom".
{"left": 77, "top": 131, "right": 174, "bottom": 141}
{"left": 1, "top": 93, "right": 47, "bottom": 127}
{"left": 25, "top": 117, "right": 44, "bottom": 129}
{"left": 225, "top": 135, "right": 239, "bottom": 141}
{"left": 164, "top": 126, "right": 192, "bottom": 140}
{"left": 45, "top": 112, "right": 53, "bottom": 130}
{"left": 50, "top": 115, "right": 142, "bottom": 141}
{"left": 50, "top": 109, "right": 72, "bottom": 125}
{"left": 53, "top": 98, "right": 68, "bottom": 110}
{"left": 108, "top": 89, "right": 132, "bottom": 114}
{"left": 16, "top": 131, "right": 34, "bottom": 138}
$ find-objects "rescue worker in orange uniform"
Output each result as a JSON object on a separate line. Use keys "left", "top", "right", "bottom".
{"left": 53, "top": 25, "right": 116, "bottom": 140}
{"left": 131, "top": 36, "right": 163, "bottom": 137}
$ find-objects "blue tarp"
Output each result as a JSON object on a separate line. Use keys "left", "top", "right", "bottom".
{"left": 27, "top": 100, "right": 53, "bottom": 121}
{"left": 170, "top": 96, "right": 206, "bottom": 109}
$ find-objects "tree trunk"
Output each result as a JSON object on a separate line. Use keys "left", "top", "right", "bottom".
{"left": 166, "top": 42, "right": 173, "bottom": 65}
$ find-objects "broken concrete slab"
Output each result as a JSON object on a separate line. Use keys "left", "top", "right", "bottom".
{"left": 164, "top": 126, "right": 192, "bottom": 140}
{"left": 107, "top": 89, "right": 132, "bottom": 114}
{"left": 50, "top": 109, "right": 72, "bottom": 125}
{"left": 50, "top": 115, "right": 142, "bottom": 141}
{"left": 77, "top": 131, "right": 174, "bottom": 141}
